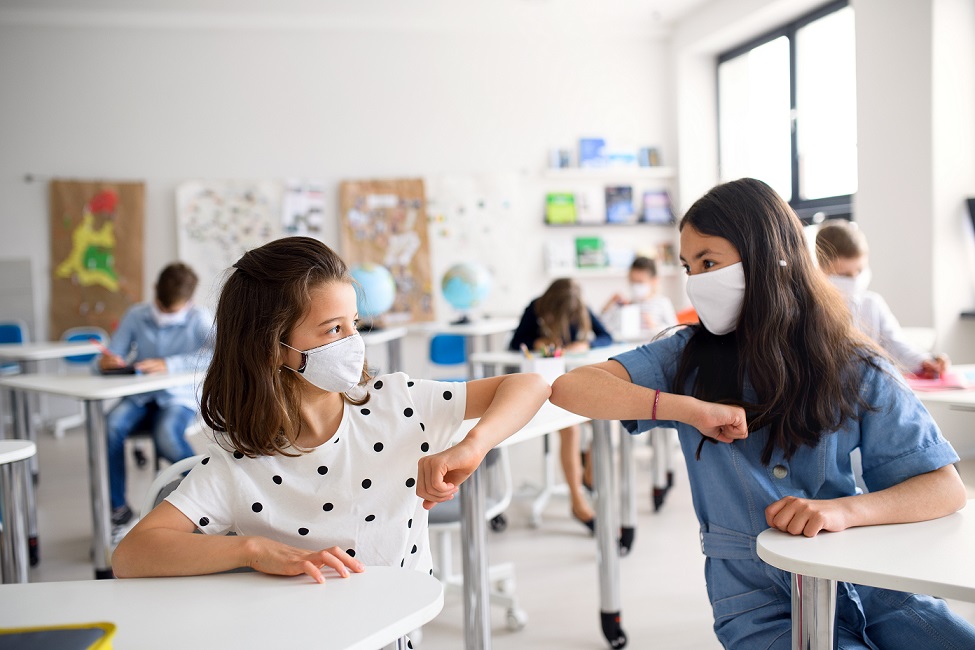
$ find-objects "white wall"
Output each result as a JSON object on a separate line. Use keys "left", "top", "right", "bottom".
{"left": 0, "top": 7, "right": 674, "bottom": 343}
{"left": 673, "top": 0, "right": 975, "bottom": 363}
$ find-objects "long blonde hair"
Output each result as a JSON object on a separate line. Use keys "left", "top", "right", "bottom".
{"left": 534, "top": 278, "right": 591, "bottom": 347}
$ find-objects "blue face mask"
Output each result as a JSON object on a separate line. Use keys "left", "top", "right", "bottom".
{"left": 280, "top": 333, "right": 365, "bottom": 394}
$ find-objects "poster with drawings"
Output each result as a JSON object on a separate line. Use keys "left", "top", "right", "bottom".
{"left": 425, "top": 173, "right": 530, "bottom": 321}
{"left": 176, "top": 179, "right": 327, "bottom": 309}
{"left": 176, "top": 180, "right": 284, "bottom": 309}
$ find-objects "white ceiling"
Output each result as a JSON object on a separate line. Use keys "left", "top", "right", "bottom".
{"left": 0, "top": 0, "right": 716, "bottom": 36}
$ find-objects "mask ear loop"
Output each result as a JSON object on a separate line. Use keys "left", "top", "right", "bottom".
{"left": 279, "top": 342, "right": 309, "bottom": 373}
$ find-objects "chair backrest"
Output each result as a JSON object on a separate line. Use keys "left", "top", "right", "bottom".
{"left": 140, "top": 454, "right": 205, "bottom": 517}
{"left": 0, "top": 320, "right": 28, "bottom": 345}
{"left": 62, "top": 326, "right": 110, "bottom": 364}
{"left": 429, "top": 334, "right": 466, "bottom": 366}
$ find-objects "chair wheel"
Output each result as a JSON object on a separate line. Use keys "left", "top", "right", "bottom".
{"left": 497, "top": 577, "right": 516, "bottom": 595}
{"left": 133, "top": 449, "right": 148, "bottom": 468}
{"left": 506, "top": 607, "right": 528, "bottom": 631}
{"left": 489, "top": 514, "right": 507, "bottom": 532}
{"left": 652, "top": 487, "right": 667, "bottom": 512}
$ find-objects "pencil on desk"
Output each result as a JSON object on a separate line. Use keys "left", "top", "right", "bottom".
{"left": 519, "top": 343, "right": 533, "bottom": 359}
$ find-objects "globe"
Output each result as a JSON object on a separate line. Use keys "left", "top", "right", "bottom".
{"left": 441, "top": 262, "right": 492, "bottom": 312}
{"left": 350, "top": 263, "right": 396, "bottom": 320}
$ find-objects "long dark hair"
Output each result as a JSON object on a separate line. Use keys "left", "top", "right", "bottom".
{"left": 201, "top": 237, "right": 370, "bottom": 457}
{"left": 534, "top": 278, "right": 592, "bottom": 347}
{"left": 674, "top": 178, "right": 883, "bottom": 463}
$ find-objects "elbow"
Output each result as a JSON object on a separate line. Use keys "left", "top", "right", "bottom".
{"left": 527, "top": 372, "right": 552, "bottom": 403}
{"left": 111, "top": 542, "right": 134, "bottom": 579}
{"left": 946, "top": 466, "right": 969, "bottom": 512}
{"left": 550, "top": 373, "right": 572, "bottom": 409}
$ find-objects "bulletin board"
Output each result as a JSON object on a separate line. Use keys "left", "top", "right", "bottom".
{"left": 49, "top": 179, "right": 144, "bottom": 338}
{"left": 339, "top": 178, "right": 433, "bottom": 323}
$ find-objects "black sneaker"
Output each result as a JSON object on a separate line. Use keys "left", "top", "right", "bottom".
{"left": 111, "top": 504, "right": 133, "bottom": 527}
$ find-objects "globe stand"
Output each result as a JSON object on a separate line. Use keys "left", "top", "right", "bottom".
{"left": 450, "top": 314, "right": 472, "bottom": 325}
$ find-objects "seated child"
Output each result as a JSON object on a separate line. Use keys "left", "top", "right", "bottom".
{"left": 602, "top": 256, "right": 677, "bottom": 339}
{"left": 112, "top": 237, "right": 550, "bottom": 582}
{"left": 816, "top": 220, "right": 949, "bottom": 377}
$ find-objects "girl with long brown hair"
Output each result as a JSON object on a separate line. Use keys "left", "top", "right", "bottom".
{"left": 551, "top": 178, "right": 974, "bottom": 648}
{"left": 508, "top": 277, "right": 613, "bottom": 531}
{"left": 113, "top": 236, "right": 550, "bottom": 583}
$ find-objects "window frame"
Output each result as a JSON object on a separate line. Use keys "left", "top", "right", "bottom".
{"left": 717, "top": 0, "right": 854, "bottom": 223}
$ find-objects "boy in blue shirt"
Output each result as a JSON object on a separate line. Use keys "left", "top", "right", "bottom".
{"left": 98, "top": 262, "right": 213, "bottom": 531}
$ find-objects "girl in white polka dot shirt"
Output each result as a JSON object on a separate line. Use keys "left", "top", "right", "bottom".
{"left": 112, "top": 237, "right": 551, "bottom": 583}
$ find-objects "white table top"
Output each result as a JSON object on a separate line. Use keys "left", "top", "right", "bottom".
{"left": 360, "top": 326, "right": 409, "bottom": 346}
{"left": 455, "top": 400, "right": 590, "bottom": 448}
{"left": 0, "top": 439, "right": 36, "bottom": 464}
{"left": 470, "top": 343, "right": 636, "bottom": 371}
{"left": 407, "top": 317, "right": 520, "bottom": 337}
{"left": 0, "top": 371, "right": 199, "bottom": 401}
{"left": 0, "top": 567, "right": 444, "bottom": 650}
{"left": 757, "top": 500, "right": 975, "bottom": 602}
{"left": 0, "top": 341, "right": 101, "bottom": 362}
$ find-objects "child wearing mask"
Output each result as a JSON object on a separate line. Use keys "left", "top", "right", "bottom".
{"left": 602, "top": 256, "right": 678, "bottom": 339}
{"left": 99, "top": 262, "right": 213, "bottom": 533}
{"left": 551, "top": 178, "right": 975, "bottom": 649}
{"left": 816, "top": 220, "right": 949, "bottom": 377}
{"left": 112, "top": 237, "right": 550, "bottom": 585}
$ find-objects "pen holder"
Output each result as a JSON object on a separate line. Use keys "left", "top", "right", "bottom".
{"left": 520, "top": 356, "right": 566, "bottom": 385}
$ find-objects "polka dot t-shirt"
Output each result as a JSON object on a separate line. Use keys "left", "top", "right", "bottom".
{"left": 165, "top": 373, "right": 466, "bottom": 574}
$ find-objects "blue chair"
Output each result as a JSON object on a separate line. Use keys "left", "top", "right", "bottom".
{"left": 0, "top": 320, "right": 29, "bottom": 376}
{"left": 428, "top": 334, "right": 467, "bottom": 382}
{"left": 50, "top": 327, "right": 110, "bottom": 438}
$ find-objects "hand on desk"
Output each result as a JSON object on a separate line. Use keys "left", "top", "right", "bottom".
{"left": 416, "top": 438, "right": 485, "bottom": 510}
{"left": 919, "top": 354, "right": 950, "bottom": 379}
{"left": 247, "top": 538, "right": 365, "bottom": 584}
{"left": 133, "top": 358, "right": 168, "bottom": 374}
{"left": 765, "top": 496, "right": 851, "bottom": 538}
{"left": 98, "top": 352, "right": 128, "bottom": 371}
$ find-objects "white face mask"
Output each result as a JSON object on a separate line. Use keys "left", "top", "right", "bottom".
{"left": 280, "top": 333, "right": 365, "bottom": 394}
{"left": 152, "top": 303, "right": 191, "bottom": 328}
{"left": 629, "top": 282, "right": 652, "bottom": 301}
{"left": 829, "top": 269, "right": 871, "bottom": 298}
{"left": 685, "top": 262, "right": 746, "bottom": 335}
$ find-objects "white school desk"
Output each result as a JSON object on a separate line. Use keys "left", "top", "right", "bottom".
{"left": 756, "top": 500, "right": 975, "bottom": 650}
{"left": 453, "top": 402, "right": 589, "bottom": 649}
{"left": 911, "top": 364, "right": 975, "bottom": 459}
{"left": 407, "top": 318, "right": 519, "bottom": 379}
{"left": 361, "top": 326, "right": 408, "bottom": 373}
{"left": 0, "top": 372, "right": 198, "bottom": 580}
{"left": 0, "top": 567, "right": 444, "bottom": 650}
{"left": 0, "top": 340, "right": 102, "bottom": 567}
{"left": 0, "top": 440, "right": 35, "bottom": 584}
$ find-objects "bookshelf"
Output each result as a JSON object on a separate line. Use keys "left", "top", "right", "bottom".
{"left": 540, "top": 166, "right": 675, "bottom": 182}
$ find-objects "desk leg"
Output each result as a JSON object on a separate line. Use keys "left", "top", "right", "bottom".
{"left": 84, "top": 400, "right": 114, "bottom": 579}
{"left": 618, "top": 428, "right": 635, "bottom": 555}
{"left": 388, "top": 338, "right": 403, "bottom": 373}
{"left": 0, "top": 457, "right": 31, "bottom": 583}
{"left": 465, "top": 337, "right": 478, "bottom": 380}
{"left": 791, "top": 573, "right": 836, "bottom": 650}
{"left": 460, "top": 466, "right": 491, "bottom": 649}
{"left": 593, "top": 419, "right": 626, "bottom": 649}
{"left": 9, "top": 389, "right": 39, "bottom": 566}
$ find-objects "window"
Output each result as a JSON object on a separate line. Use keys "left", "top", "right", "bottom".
{"left": 718, "top": 1, "right": 856, "bottom": 221}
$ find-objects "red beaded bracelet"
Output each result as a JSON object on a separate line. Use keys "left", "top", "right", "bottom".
{"left": 651, "top": 388, "right": 661, "bottom": 420}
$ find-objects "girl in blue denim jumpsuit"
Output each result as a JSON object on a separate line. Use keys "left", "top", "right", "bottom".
{"left": 551, "top": 178, "right": 975, "bottom": 649}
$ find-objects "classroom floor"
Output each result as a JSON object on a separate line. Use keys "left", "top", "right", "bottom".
{"left": 25, "top": 426, "right": 975, "bottom": 650}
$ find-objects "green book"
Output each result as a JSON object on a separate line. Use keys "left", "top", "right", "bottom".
{"left": 575, "top": 236, "right": 606, "bottom": 268}
{"left": 545, "top": 193, "right": 576, "bottom": 225}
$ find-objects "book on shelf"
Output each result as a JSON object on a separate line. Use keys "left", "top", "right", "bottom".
{"left": 545, "top": 192, "right": 577, "bottom": 225}
{"left": 605, "top": 185, "right": 636, "bottom": 224}
{"left": 574, "top": 188, "right": 604, "bottom": 224}
{"left": 642, "top": 189, "right": 675, "bottom": 225}
{"left": 575, "top": 236, "right": 607, "bottom": 268}
{"left": 578, "top": 137, "right": 607, "bottom": 168}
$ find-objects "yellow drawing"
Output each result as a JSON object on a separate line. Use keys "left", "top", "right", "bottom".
{"left": 55, "top": 190, "right": 119, "bottom": 292}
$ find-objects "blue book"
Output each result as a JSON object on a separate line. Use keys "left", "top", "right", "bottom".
{"left": 578, "top": 138, "right": 607, "bottom": 168}
{"left": 605, "top": 186, "right": 635, "bottom": 224}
